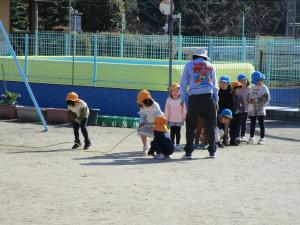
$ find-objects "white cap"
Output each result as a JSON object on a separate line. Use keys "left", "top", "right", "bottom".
{"left": 192, "top": 48, "right": 209, "bottom": 60}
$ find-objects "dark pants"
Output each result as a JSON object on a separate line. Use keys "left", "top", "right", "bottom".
{"left": 185, "top": 94, "right": 217, "bottom": 155}
{"left": 170, "top": 126, "right": 181, "bottom": 145}
{"left": 250, "top": 116, "right": 265, "bottom": 138}
{"left": 240, "top": 112, "right": 248, "bottom": 137}
{"left": 230, "top": 113, "right": 242, "bottom": 143}
{"left": 73, "top": 118, "right": 90, "bottom": 144}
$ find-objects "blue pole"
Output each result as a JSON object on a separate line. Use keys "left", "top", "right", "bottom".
{"left": 35, "top": 30, "right": 38, "bottom": 56}
{"left": 25, "top": 34, "right": 29, "bottom": 78}
{"left": 242, "top": 37, "right": 246, "bottom": 63}
{"left": 209, "top": 39, "right": 214, "bottom": 63}
{"left": 93, "top": 34, "right": 97, "bottom": 87}
{"left": 178, "top": 35, "right": 183, "bottom": 60}
{"left": 0, "top": 22, "right": 48, "bottom": 131}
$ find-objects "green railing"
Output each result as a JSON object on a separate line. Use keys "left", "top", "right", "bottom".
{"left": 1, "top": 31, "right": 299, "bottom": 91}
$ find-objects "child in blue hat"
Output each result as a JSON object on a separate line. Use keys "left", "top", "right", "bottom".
{"left": 248, "top": 71, "right": 270, "bottom": 145}
{"left": 216, "top": 109, "right": 232, "bottom": 147}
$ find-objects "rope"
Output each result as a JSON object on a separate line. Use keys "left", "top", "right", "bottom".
{"left": 0, "top": 129, "right": 137, "bottom": 153}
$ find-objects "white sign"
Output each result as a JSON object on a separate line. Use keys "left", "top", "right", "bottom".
{"left": 159, "top": 0, "right": 174, "bottom": 16}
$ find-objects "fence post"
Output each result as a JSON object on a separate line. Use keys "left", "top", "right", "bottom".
{"left": 120, "top": 33, "right": 124, "bottom": 57}
{"left": 266, "top": 41, "right": 272, "bottom": 86}
{"left": 93, "top": 34, "right": 97, "bottom": 87}
{"left": 65, "top": 33, "right": 69, "bottom": 56}
{"left": 242, "top": 37, "right": 246, "bottom": 62}
{"left": 209, "top": 39, "right": 214, "bottom": 63}
{"left": 34, "top": 30, "right": 38, "bottom": 56}
{"left": 178, "top": 35, "right": 183, "bottom": 60}
{"left": 24, "top": 34, "right": 29, "bottom": 78}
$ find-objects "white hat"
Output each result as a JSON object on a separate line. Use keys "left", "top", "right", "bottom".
{"left": 192, "top": 48, "right": 209, "bottom": 60}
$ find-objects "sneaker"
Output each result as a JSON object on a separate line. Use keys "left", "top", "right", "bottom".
{"left": 181, "top": 153, "right": 192, "bottom": 160}
{"left": 83, "top": 142, "right": 91, "bottom": 150}
{"left": 258, "top": 138, "right": 265, "bottom": 145}
{"left": 154, "top": 153, "right": 166, "bottom": 160}
{"left": 142, "top": 145, "right": 148, "bottom": 155}
{"left": 240, "top": 136, "right": 247, "bottom": 142}
{"left": 235, "top": 137, "right": 241, "bottom": 142}
{"left": 230, "top": 141, "right": 239, "bottom": 146}
{"left": 216, "top": 141, "right": 224, "bottom": 148}
{"left": 248, "top": 137, "right": 255, "bottom": 144}
{"left": 175, "top": 144, "right": 181, "bottom": 151}
{"left": 209, "top": 153, "right": 216, "bottom": 159}
{"left": 72, "top": 142, "right": 81, "bottom": 149}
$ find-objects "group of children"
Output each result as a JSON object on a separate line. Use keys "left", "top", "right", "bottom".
{"left": 64, "top": 71, "right": 270, "bottom": 160}
{"left": 136, "top": 70, "right": 270, "bottom": 160}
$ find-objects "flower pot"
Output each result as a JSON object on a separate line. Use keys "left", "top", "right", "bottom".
{"left": 47, "top": 108, "right": 71, "bottom": 124}
{"left": 0, "top": 104, "right": 18, "bottom": 119}
{"left": 16, "top": 106, "right": 47, "bottom": 122}
{"left": 87, "top": 108, "right": 100, "bottom": 126}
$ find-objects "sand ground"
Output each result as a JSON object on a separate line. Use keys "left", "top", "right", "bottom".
{"left": 0, "top": 120, "right": 299, "bottom": 225}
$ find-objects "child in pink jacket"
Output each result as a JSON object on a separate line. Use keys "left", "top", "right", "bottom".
{"left": 165, "top": 83, "right": 187, "bottom": 150}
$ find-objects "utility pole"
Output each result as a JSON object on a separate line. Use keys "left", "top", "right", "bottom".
{"left": 286, "top": 0, "right": 297, "bottom": 36}
{"left": 168, "top": 0, "right": 174, "bottom": 87}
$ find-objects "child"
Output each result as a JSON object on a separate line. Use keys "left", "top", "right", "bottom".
{"left": 237, "top": 74, "right": 250, "bottom": 142}
{"left": 148, "top": 116, "right": 175, "bottom": 160}
{"left": 194, "top": 117, "right": 208, "bottom": 149}
{"left": 66, "top": 92, "right": 91, "bottom": 150}
{"left": 216, "top": 109, "right": 232, "bottom": 147}
{"left": 230, "top": 81, "right": 245, "bottom": 146}
{"left": 165, "top": 83, "right": 187, "bottom": 150}
{"left": 248, "top": 71, "right": 270, "bottom": 145}
{"left": 137, "top": 90, "right": 163, "bottom": 154}
{"left": 218, "top": 75, "right": 233, "bottom": 113}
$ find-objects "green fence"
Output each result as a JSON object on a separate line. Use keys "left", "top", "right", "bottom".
{"left": 0, "top": 31, "right": 300, "bottom": 91}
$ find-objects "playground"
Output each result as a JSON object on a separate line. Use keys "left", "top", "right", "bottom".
{"left": 0, "top": 120, "right": 299, "bottom": 225}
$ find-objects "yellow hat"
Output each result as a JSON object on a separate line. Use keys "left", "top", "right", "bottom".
{"left": 66, "top": 92, "right": 79, "bottom": 102}
{"left": 231, "top": 81, "right": 242, "bottom": 88}
{"left": 170, "top": 83, "right": 180, "bottom": 90}
{"left": 154, "top": 116, "right": 168, "bottom": 132}
{"left": 137, "top": 90, "right": 152, "bottom": 104}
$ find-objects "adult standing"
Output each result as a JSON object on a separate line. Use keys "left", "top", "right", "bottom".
{"left": 180, "top": 49, "right": 218, "bottom": 159}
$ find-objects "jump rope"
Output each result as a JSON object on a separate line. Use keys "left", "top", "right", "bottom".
{"left": 0, "top": 128, "right": 138, "bottom": 154}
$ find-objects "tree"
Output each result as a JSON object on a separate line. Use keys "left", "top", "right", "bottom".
{"left": 75, "top": 0, "right": 125, "bottom": 32}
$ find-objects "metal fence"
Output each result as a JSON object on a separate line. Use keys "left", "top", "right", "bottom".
{"left": 1, "top": 31, "right": 300, "bottom": 106}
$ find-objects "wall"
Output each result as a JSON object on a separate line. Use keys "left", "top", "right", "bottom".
{"left": 0, "top": 81, "right": 299, "bottom": 118}
{"left": 0, "top": 81, "right": 168, "bottom": 117}
{"left": 0, "top": 0, "right": 10, "bottom": 33}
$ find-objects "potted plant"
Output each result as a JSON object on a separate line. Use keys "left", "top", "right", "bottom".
{"left": 0, "top": 90, "right": 21, "bottom": 119}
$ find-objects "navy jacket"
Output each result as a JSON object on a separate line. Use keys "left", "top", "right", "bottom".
{"left": 148, "top": 131, "right": 175, "bottom": 156}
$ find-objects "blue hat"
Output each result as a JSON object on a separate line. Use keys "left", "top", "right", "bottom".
{"left": 220, "top": 109, "right": 232, "bottom": 119}
{"left": 251, "top": 71, "right": 266, "bottom": 85}
{"left": 219, "top": 75, "right": 230, "bottom": 83}
{"left": 237, "top": 74, "right": 248, "bottom": 81}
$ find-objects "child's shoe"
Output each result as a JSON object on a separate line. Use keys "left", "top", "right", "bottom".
{"left": 175, "top": 144, "right": 181, "bottom": 151}
{"left": 72, "top": 142, "right": 81, "bottom": 149}
{"left": 83, "top": 141, "right": 91, "bottom": 150}
{"left": 181, "top": 153, "right": 192, "bottom": 160}
{"left": 230, "top": 141, "right": 239, "bottom": 146}
{"left": 248, "top": 137, "right": 255, "bottom": 144}
{"left": 216, "top": 141, "right": 224, "bottom": 148}
{"left": 154, "top": 153, "right": 166, "bottom": 160}
{"left": 209, "top": 153, "right": 216, "bottom": 159}
{"left": 258, "top": 138, "right": 265, "bottom": 145}
{"left": 240, "top": 136, "right": 247, "bottom": 142}
{"left": 142, "top": 145, "right": 148, "bottom": 155}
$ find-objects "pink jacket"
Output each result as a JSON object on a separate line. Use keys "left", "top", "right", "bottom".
{"left": 165, "top": 97, "right": 187, "bottom": 123}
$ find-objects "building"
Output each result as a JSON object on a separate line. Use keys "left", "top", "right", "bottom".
{"left": 0, "top": 0, "right": 11, "bottom": 33}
